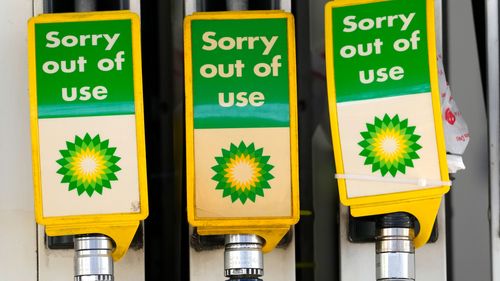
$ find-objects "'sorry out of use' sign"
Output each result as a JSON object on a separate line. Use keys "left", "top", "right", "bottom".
{"left": 185, "top": 11, "right": 299, "bottom": 227}
{"left": 325, "top": 0, "right": 450, "bottom": 205}
{"left": 28, "top": 11, "right": 148, "bottom": 227}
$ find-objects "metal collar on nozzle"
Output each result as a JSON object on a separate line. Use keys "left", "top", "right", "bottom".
{"left": 375, "top": 213, "right": 416, "bottom": 281}
{"left": 74, "top": 235, "right": 114, "bottom": 281}
{"left": 224, "top": 234, "right": 264, "bottom": 281}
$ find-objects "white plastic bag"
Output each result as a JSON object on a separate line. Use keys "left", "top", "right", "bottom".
{"left": 437, "top": 53, "right": 470, "bottom": 155}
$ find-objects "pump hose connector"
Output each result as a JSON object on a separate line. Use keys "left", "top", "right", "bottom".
{"left": 74, "top": 234, "right": 114, "bottom": 281}
{"left": 375, "top": 213, "right": 415, "bottom": 281}
{"left": 224, "top": 234, "right": 264, "bottom": 280}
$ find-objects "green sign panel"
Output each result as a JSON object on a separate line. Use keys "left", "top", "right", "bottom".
{"left": 34, "top": 19, "right": 135, "bottom": 118}
{"left": 332, "top": 0, "right": 430, "bottom": 103}
{"left": 190, "top": 17, "right": 291, "bottom": 129}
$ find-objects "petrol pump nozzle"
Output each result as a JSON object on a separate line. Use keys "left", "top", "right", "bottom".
{"left": 375, "top": 213, "right": 415, "bottom": 281}
{"left": 224, "top": 234, "right": 264, "bottom": 281}
{"left": 74, "top": 235, "right": 114, "bottom": 281}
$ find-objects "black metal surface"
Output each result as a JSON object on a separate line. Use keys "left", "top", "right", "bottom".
{"left": 471, "top": 0, "right": 486, "bottom": 100}
{"left": 96, "top": 0, "right": 128, "bottom": 11}
{"left": 141, "top": 0, "right": 189, "bottom": 280}
{"left": 348, "top": 213, "right": 440, "bottom": 243}
{"left": 45, "top": 0, "right": 74, "bottom": 13}
{"left": 376, "top": 213, "right": 415, "bottom": 229}
{"left": 190, "top": 231, "right": 225, "bottom": 252}
{"left": 445, "top": 192, "right": 454, "bottom": 281}
{"left": 44, "top": 0, "right": 128, "bottom": 13}
{"left": 189, "top": 228, "right": 294, "bottom": 252}
{"left": 248, "top": 1, "right": 272, "bottom": 10}
{"left": 292, "top": 0, "right": 317, "bottom": 280}
{"left": 203, "top": 0, "right": 226, "bottom": 12}
{"left": 203, "top": 0, "right": 273, "bottom": 11}
{"left": 47, "top": 235, "right": 74, "bottom": 250}
{"left": 46, "top": 224, "right": 144, "bottom": 250}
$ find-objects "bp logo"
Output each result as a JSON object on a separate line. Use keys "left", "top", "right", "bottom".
{"left": 56, "top": 133, "right": 121, "bottom": 197}
{"left": 358, "top": 114, "right": 422, "bottom": 177}
{"left": 211, "top": 141, "right": 274, "bottom": 204}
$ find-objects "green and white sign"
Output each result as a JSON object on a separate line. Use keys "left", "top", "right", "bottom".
{"left": 35, "top": 18, "right": 134, "bottom": 118}
{"left": 332, "top": 0, "right": 429, "bottom": 102}
{"left": 185, "top": 11, "right": 299, "bottom": 221}
{"left": 29, "top": 11, "right": 148, "bottom": 219}
{"left": 326, "top": 0, "right": 449, "bottom": 200}
{"left": 190, "top": 17, "right": 290, "bottom": 128}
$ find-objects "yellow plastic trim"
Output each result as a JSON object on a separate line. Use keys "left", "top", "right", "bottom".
{"left": 324, "top": 0, "right": 450, "bottom": 248}
{"left": 184, "top": 11, "right": 299, "bottom": 252}
{"left": 28, "top": 11, "right": 148, "bottom": 261}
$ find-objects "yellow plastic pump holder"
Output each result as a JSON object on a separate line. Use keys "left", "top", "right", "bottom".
{"left": 184, "top": 10, "right": 299, "bottom": 253}
{"left": 28, "top": 11, "right": 148, "bottom": 261}
{"left": 324, "top": 0, "right": 450, "bottom": 248}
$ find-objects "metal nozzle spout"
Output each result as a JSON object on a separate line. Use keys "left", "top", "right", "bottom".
{"left": 74, "top": 235, "right": 114, "bottom": 281}
{"left": 375, "top": 213, "right": 416, "bottom": 281}
{"left": 224, "top": 234, "right": 264, "bottom": 280}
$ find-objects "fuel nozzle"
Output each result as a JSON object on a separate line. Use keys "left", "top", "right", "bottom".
{"left": 74, "top": 234, "right": 114, "bottom": 281}
{"left": 375, "top": 213, "right": 415, "bottom": 281}
{"left": 224, "top": 234, "right": 264, "bottom": 281}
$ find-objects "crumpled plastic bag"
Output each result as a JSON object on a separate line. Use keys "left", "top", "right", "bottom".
{"left": 436, "top": 54, "right": 470, "bottom": 173}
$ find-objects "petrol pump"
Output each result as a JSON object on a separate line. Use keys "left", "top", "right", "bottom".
{"left": 28, "top": 6, "right": 148, "bottom": 281}
{"left": 184, "top": 4, "right": 299, "bottom": 280}
{"left": 324, "top": 0, "right": 451, "bottom": 280}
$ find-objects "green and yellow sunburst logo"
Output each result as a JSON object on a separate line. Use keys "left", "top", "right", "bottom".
{"left": 211, "top": 141, "right": 274, "bottom": 204}
{"left": 358, "top": 114, "right": 422, "bottom": 177}
{"left": 56, "top": 133, "right": 121, "bottom": 197}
